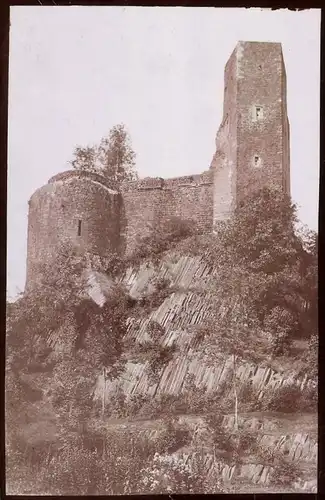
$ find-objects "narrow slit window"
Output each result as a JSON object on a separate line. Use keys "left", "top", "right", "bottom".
{"left": 78, "top": 220, "right": 82, "bottom": 236}
{"left": 253, "top": 155, "right": 262, "bottom": 168}
{"left": 254, "top": 105, "right": 263, "bottom": 121}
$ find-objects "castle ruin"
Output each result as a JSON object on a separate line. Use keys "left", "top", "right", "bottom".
{"left": 25, "top": 41, "right": 290, "bottom": 290}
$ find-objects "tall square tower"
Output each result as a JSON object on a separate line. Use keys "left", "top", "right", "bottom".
{"left": 211, "top": 41, "right": 290, "bottom": 225}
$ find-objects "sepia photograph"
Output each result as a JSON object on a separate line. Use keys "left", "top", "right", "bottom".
{"left": 6, "top": 6, "right": 320, "bottom": 495}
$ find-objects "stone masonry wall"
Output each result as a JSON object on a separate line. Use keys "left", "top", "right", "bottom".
{"left": 281, "top": 58, "right": 291, "bottom": 197}
{"left": 235, "top": 42, "right": 289, "bottom": 203}
{"left": 26, "top": 170, "right": 213, "bottom": 289}
{"left": 25, "top": 171, "right": 121, "bottom": 290}
{"left": 121, "top": 172, "right": 213, "bottom": 254}
{"left": 211, "top": 45, "right": 238, "bottom": 225}
{"left": 210, "top": 42, "right": 290, "bottom": 224}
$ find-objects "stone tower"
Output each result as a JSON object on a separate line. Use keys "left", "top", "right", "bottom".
{"left": 25, "top": 170, "right": 121, "bottom": 291}
{"left": 211, "top": 41, "right": 290, "bottom": 225}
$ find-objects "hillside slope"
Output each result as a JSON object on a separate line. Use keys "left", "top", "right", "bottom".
{"left": 86, "top": 251, "right": 317, "bottom": 493}
{"left": 6, "top": 189, "right": 318, "bottom": 494}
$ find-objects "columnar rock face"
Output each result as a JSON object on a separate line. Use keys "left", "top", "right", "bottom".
{"left": 25, "top": 170, "right": 121, "bottom": 290}
{"left": 91, "top": 254, "right": 315, "bottom": 401}
{"left": 25, "top": 41, "right": 291, "bottom": 289}
{"left": 211, "top": 41, "right": 291, "bottom": 225}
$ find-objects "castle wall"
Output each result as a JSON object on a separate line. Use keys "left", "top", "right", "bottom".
{"left": 235, "top": 42, "right": 289, "bottom": 203}
{"left": 211, "top": 46, "right": 238, "bottom": 225}
{"left": 121, "top": 178, "right": 172, "bottom": 254}
{"left": 283, "top": 116, "right": 290, "bottom": 196}
{"left": 281, "top": 58, "right": 291, "bottom": 197}
{"left": 121, "top": 172, "right": 213, "bottom": 254}
{"left": 25, "top": 170, "right": 120, "bottom": 290}
{"left": 210, "top": 41, "right": 290, "bottom": 223}
{"left": 164, "top": 172, "right": 213, "bottom": 227}
{"left": 24, "top": 41, "right": 291, "bottom": 289}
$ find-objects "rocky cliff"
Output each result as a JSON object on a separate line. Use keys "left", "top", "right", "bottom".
{"left": 86, "top": 252, "right": 317, "bottom": 493}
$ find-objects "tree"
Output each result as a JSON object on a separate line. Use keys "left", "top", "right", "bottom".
{"left": 133, "top": 320, "right": 177, "bottom": 389}
{"left": 6, "top": 244, "right": 132, "bottom": 494}
{"left": 69, "top": 123, "right": 138, "bottom": 189}
{"left": 69, "top": 146, "right": 98, "bottom": 174}
{"left": 98, "top": 123, "right": 137, "bottom": 185}
{"left": 296, "top": 226, "right": 318, "bottom": 339}
{"left": 192, "top": 186, "right": 318, "bottom": 426}
{"left": 195, "top": 296, "right": 267, "bottom": 431}
{"left": 201, "top": 188, "right": 317, "bottom": 346}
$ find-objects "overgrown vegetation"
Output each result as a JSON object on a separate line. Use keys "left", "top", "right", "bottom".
{"left": 69, "top": 123, "right": 138, "bottom": 189}
{"left": 6, "top": 187, "right": 317, "bottom": 494}
{"left": 179, "top": 188, "right": 317, "bottom": 347}
{"left": 129, "top": 216, "right": 199, "bottom": 266}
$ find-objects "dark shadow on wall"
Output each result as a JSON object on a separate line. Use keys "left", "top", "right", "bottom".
{"left": 117, "top": 192, "right": 127, "bottom": 257}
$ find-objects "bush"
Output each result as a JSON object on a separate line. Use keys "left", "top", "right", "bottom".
{"left": 135, "top": 321, "right": 177, "bottom": 384}
{"left": 135, "top": 381, "right": 231, "bottom": 418}
{"left": 259, "top": 450, "right": 301, "bottom": 489}
{"left": 138, "top": 393, "right": 180, "bottom": 419}
{"left": 125, "top": 393, "right": 150, "bottom": 418}
{"left": 207, "top": 414, "right": 259, "bottom": 460}
{"left": 268, "top": 327, "right": 293, "bottom": 357}
{"left": 239, "top": 381, "right": 263, "bottom": 412}
{"left": 208, "top": 414, "right": 234, "bottom": 453}
{"left": 236, "top": 428, "right": 259, "bottom": 455}
{"left": 263, "top": 384, "right": 300, "bottom": 412}
{"left": 133, "top": 388, "right": 228, "bottom": 421}
{"left": 129, "top": 216, "right": 199, "bottom": 265}
{"left": 299, "top": 384, "right": 317, "bottom": 412}
{"left": 139, "top": 277, "right": 172, "bottom": 311}
{"left": 261, "top": 383, "right": 316, "bottom": 413}
{"left": 139, "top": 453, "right": 195, "bottom": 494}
{"left": 38, "top": 430, "right": 154, "bottom": 495}
{"left": 155, "top": 418, "right": 191, "bottom": 454}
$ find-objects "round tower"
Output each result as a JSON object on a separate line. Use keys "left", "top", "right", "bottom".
{"left": 25, "top": 170, "right": 121, "bottom": 291}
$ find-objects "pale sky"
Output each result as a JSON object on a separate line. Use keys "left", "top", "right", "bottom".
{"left": 7, "top": 7, "right": 321, "bottom": 300}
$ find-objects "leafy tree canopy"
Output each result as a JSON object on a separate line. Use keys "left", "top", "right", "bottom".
{"left": 69, "top": 123, "right": 138, "bottom": 189}
{"left": 186, "top": 187, "right": 317, "bottom": 359}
